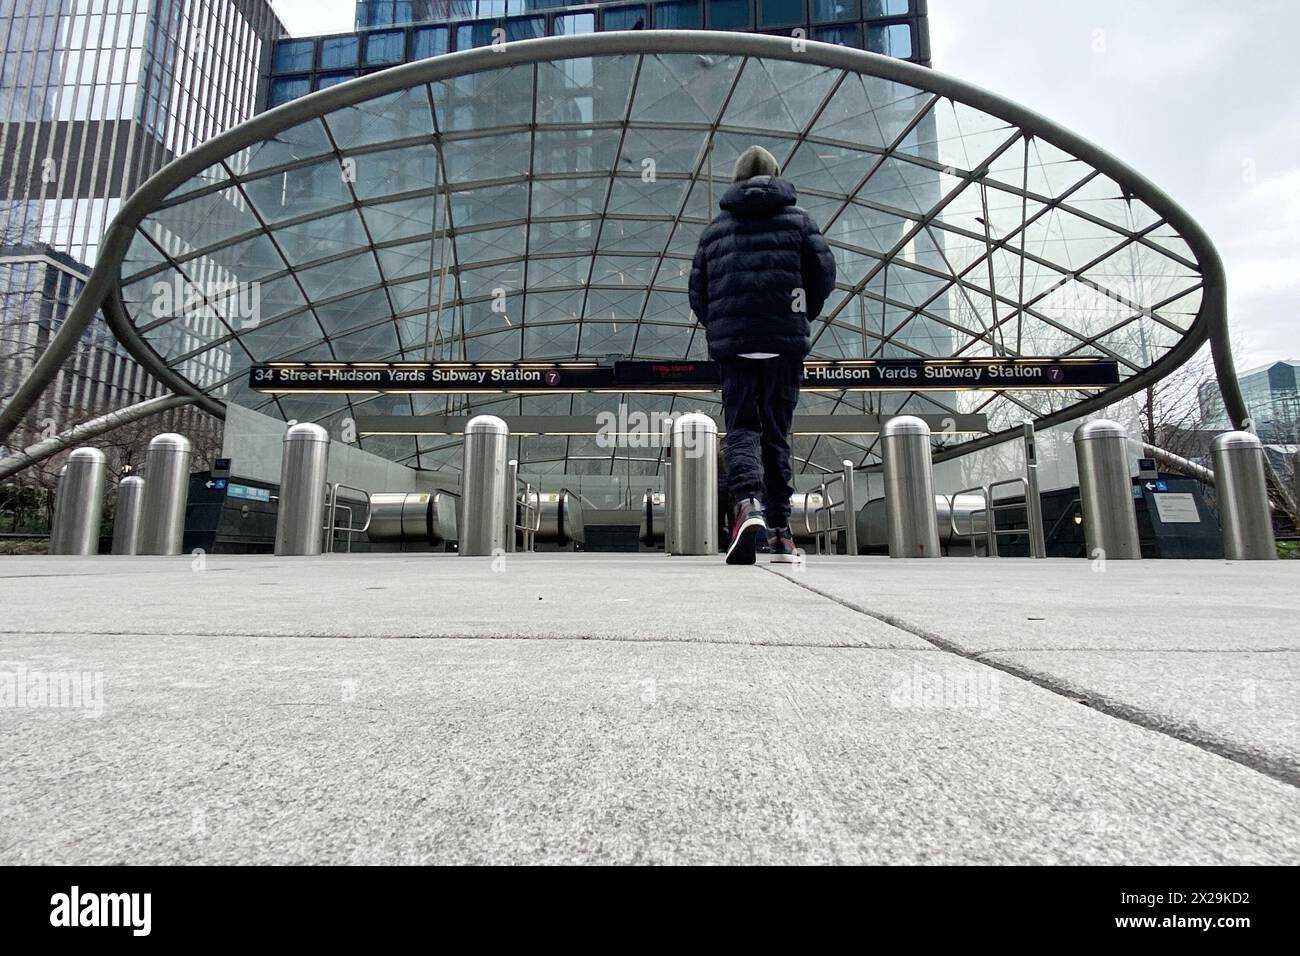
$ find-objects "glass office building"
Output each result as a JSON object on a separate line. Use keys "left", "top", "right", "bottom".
{"left": 0, "top": 0, "right": 283, "bottom": 455}
{"left": 268, "top": 0, "right": 929, "bottom": 107}
{"left": 1201, "top": 360, "right": 1300, "bottom": 444}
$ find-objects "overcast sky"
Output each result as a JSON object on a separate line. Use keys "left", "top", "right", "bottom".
{"left": 269, "top": 0, "right": 1298, "bottom": 370}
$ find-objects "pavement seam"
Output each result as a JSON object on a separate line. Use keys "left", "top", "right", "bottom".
{"left": 764, "top": 567, "right": 1300, "bottom": 790}
{"left": 0, "top": 627, "right": 946, "bottom": 651}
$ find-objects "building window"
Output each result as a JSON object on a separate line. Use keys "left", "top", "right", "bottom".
{"left": 866, "top": 22, "right": 911, "bottom": 57}
{"left": 810, "top": 0, "right": 858, "bottom": 23}
{"left": 272, "top": 39, "right": 314, "bottom": 73}
{"left": 602, "top": 4, "right": 647, "bottom": 30}
{"left": 316, "top": 72, "right": 356, "bottom": 90}
{"left": 412, "top": 25, "right": 449, "bottom": 59}
{"left": 269, "top": 76, "right": 311, "bottom": 106}
{"left": 319, "top": 36, "right": 360, "bottom": 70}
{"left": 812, "top": 23, "right": 860, "bottom": 46}
{"left": 356, "top": 1, "right": 391, "bottom": 27}
{"left": 553, "top": 12, "right": 595, "bottom": 34}
{"left": 866, "top": 0, "right": 908, "bottom": 15}
{"left": 655, "top": 0, "right": 701, "bottom": 28}
{"left": 364, "top": 29, "right": 405, "bottom": 65}
{"left": 478, "top": 0, "right": 506, "bottom": 15}
{"left": 758, "top": 0, "right": 802, "bottom": 26}
{"left": 457, "top": 21, "right": 495, "bottom": 50}
{"left": 506, "top": 15, "right": 544, "bottom": 40}
{"left": 707, "top": 0, "right": 751, "bottom": 28}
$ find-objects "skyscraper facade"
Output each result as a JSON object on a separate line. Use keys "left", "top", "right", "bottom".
{"left": 0, "top": 0, "right": 283, "bottom": 456}
{"left": 267, "top": 0, "right": 930, "bottom": 107}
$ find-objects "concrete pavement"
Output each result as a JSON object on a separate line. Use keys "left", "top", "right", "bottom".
{"left": 1, "top": 553, "right": 1296, "bottom": 864}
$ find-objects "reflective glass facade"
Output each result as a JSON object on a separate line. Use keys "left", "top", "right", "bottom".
{"left": 117, "top": 37, "right": 1210, "bottom": 477}
{"left": 0, "top": 0, "right": 281, "bottom": 454}
{"left": 1201, "top": 360, "right": 1299, "bottom": 444}
{"left": 269, "top": 0, "right": 930, "bottom": 107}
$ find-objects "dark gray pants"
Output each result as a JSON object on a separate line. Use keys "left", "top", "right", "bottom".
{"left": 717, "top": 355, "right": 802, "bottom": 528}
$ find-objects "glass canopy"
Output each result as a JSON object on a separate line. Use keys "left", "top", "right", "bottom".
{"left": 111, "top": 34, "right": 1212, "bottom": 476}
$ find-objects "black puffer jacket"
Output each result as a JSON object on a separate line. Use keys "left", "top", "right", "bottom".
{"left": 688, "top": 176, "right": 836, "bottom": 359}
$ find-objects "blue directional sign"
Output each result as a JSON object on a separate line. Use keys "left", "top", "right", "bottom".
{"left": 227, "top": 482, "right": 270, "bottom": 502}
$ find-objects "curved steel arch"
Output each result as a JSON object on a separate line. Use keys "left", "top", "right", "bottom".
{"left": 0, "top": 30, "right": 1247, "bottom": 462}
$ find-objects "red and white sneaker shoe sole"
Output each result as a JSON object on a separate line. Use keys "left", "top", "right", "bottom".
{"left": 769, "top": 549, "right": 804, "bottom": 564}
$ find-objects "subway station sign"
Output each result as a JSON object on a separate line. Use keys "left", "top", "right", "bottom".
{"left": 249, "top": 358, "right": 1120, "bottom": 393}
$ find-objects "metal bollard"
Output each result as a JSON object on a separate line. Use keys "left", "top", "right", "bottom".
{"left": 139, "top": 433, "right": 192, "bottom": 555}
{"left": 111, "top": 475, "right": 146, "bottom": 555}
{"left": 502, "top": 458, "right": 519, "bottom": 553}
{"left": 1073, "top": 419, "right": 1140, "bottom": 560}
{"left": 663, "top": 463, "right": 676, "bottom": 556}
{"left": 1292, "top": 450, "right": 1299, "bottom": 519}
{"left": 881, "top": 416, "right": 940, "bottom": 558}
{"left": 669, "top": 413, "right": 718, "bottom": 555}
{"left": 1022, "top": 421, "right": 1047, "bottom": 559}
{"left": 49, "top": 464, "right": 68, "bottom": 549}
{"left": 1211, "top": 431, "right": 1276, "bottom": 560}
{"left": 459, "top": 415, "right": 509, "bottom": 556}
{"left": 49, "top": 447, "right": 106, "bottom": 555}
{"left": 274, "top": 422, "right": 331, "bottom": 556}
{"left": 841, "top": 459, "right": 859, "bottom": 556}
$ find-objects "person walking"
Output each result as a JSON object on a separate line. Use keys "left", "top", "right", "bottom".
{"left": 688, "top": 145, "right": 837, "bottom": 565}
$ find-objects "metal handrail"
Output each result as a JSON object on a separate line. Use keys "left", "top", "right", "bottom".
{"left": 324, "top": 482, "right": 372, "bottom": 553}
{"left": 949, "top": 485, "right": 994, "bottom": 556}
{"left": 802, "top": 460, "right": 859, "bottom": 555}
{"left": 949, "top": 479, "right": 1043, "bottom": 558}
{"left": 514, "top": 479, "right": 541, "bottom": 551}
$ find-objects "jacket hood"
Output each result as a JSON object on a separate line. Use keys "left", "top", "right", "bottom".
{"left": 719, "top": 176, "right": 798, "bottom": 217}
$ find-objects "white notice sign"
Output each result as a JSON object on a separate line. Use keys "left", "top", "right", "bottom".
{"left": 1151, "top": 492, "right": 1199, "bottom": 524}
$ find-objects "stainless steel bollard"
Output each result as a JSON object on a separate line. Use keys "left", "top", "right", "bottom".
{"left": 1292, "top": 451, "right": 1299, "bottom": 520}
{"left": 841, "top": 459, "right": 859, "bottom": 556}
{"left": 1073, "top": 419, "right": 1140, "bottom": 560}
{"left": 274, "top": 422, "right": 331, "bottom": 556}
{"left": 49, "top": 447, "right": 106, "bottom": 555}
{"left": 139, "top": 433, "right": 193, "bottom": 555}
{"left": 502, "top": 458, "right": 519, "bottom": 553}
{"left": 49, "top": 464, "right": 68, "bottom": 549}
{"left": 111, "top": 475, "right": 146, "bottom": 555}
{"left": 882, "top": 416, "right": 940, "bottom": 558}
{"left": 669, "top": 413, "right": 718, "bottom": 555}
{"left": 459, "top": 415, "right": 509, "bottom": 556}
{"left": 1211, "top": 431, "right": 1276, "bottom": 560}
{"left": 1022, "top": 421, "right": 1048, "bottom": 559}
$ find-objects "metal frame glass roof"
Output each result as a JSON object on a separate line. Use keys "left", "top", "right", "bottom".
{"left": 92, "top": 31, "right": 1226, "bottom": 476}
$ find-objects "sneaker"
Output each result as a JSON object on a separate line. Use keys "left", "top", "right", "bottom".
{"left": 725, "top": 497, "right": 767, "bottom": 565}
{"left": 768, "top": 525, "right": 804, "bottom": 564}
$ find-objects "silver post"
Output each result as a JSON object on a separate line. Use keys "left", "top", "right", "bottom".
{"left": 1073, "top": 420, "right": 1141, "bottom": 560}
{"left": 503, "top": 459, "right": 519, "bottom": 553}
{"left": 882, "top": 416, "right": 940, "bottom": 558}
{"left": 111, "top": 475, "right": 146, "bottom": 555}
{"left": 1292, "top": 450, "right": 1299, "bottom": 520}
{"left": 49, "top": 464, "right": 68, "bottom": 549}
{"left": 49, "top": 447, "right": 106, "bottom": 555}
{"left": 663, "top": 460, "right": 676, "bottom": 555}
{"left": 1211, "top": 431, "right": 1276, "bottom": 560}
{"left": 1022, "top": 420, "right": 1047, "bottom": 559}
{"left": 274, "top": 423, "right": 331, "bottom": 556}
{"left": 521, "top": 480, "right": 534, "bottom": 551}
{"left": 841, "top": 459, "right": 859, "bottom": 556}
{"left": 459, "top": 415, "right": 509, "bottom": 556}
{"left": 983, "top": 485, "right": 998, "bottom": 557}
{"left": 669, "top": 413, "right": 718, "bottom": 555}
{"left": 139, "top": 433, "right": 192, "bottom": 555}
